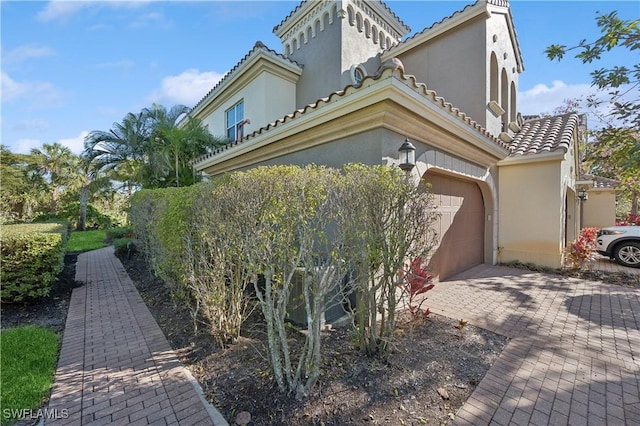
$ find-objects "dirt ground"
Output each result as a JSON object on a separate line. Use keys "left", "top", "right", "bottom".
{"left": 3, "top": 252, "right": 637, "bottom": 426}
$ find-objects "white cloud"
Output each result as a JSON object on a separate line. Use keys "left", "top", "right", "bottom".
{"left": 58, "top": 131, "right": 89, "bottom": 155}
{"left": 149, "top": 69, "right": 224, "bottom": 106}
{"left": 14, "top": 138, "right": 44, "bottom": 154}
{"left": 11, "top": 119, "right": 50, "bottom": 133}
{"left": 2, "top": 45, "right": 55, "bottom": 65}
{"left": 518, "top": 80, "right": 593, "bottom": 116}
{"left": 518, "top": 79, "right": 634, "bottom": 129}
{"left": 36, "top": 1, "right": 152, "bottom": 23}
{"left": 128, "top": 11, "right": 172, "bottom": 29}
{"left": 13, "top": 132, "right": 87, "bottom": 155}
{"left": 1, "top": 71, "right": 63, "bottom": 107}
{"left": 36, "top": 2, "right": 91, "bottom": 22}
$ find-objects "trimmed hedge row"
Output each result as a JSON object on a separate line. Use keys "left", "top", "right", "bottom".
{"left": 1, "top": 222, "right": 70, "bottom": 303}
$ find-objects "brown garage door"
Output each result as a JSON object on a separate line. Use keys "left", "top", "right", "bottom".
{"left": 424, "top": 172, "right": 484, "bottom": 280}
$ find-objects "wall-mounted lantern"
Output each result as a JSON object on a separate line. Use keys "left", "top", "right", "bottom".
{"left": 577, "top": 188, "right": 588, "bottom": 201}
{"left": 398, "top": 138, "right": 416, "bottom": 172}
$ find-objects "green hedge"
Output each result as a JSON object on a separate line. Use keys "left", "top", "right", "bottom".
{"left": 129, "top": 187, "right": 197, "bottom": 301}
{"left": 1, "top": 223, "right": 70, "bottom": 303}
{"left": 33, "top": 202, "right": 116, "bottom": 230}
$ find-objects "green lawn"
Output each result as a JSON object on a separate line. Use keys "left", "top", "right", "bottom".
{"left": 0, "top": 326, "right": 60, "bottom": 425}
{"left": 67, "top": 229, "right": 107, "bottom": 252}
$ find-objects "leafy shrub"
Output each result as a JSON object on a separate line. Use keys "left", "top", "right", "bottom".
{"left": 112, "top": 237, "right": 137, "bottom": 258}
{"left": 617, "top": 213, "right": 640, "bottom": 226}
{"left": 106, "top": 227, "right": 133, "bottom": 242}
{"left": 129, "top": 164, "right": 439, "bottom": 398}
{"left": 564, "top": 227, "right": 599, "bottom": 270}
{"left": 34, "top": 202, "right": 116, "bottom": 230}
{"left": 1, "top": 223, "right": 69, "bottom": 303}
{"left": 398, "top": 258, "right": 435, "bottom": 320}
{"left": 129, "top": 187, "right": 196, "bottom": 302}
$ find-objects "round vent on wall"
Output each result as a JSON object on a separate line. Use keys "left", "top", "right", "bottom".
{"left": 350, "top": 64, "right": 367, "bottom": 85}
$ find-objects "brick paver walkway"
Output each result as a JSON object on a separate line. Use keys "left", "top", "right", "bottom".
{"left": 46, "top": 247, "right": 228, "bottom": 425}
{"left": 427, "top": 265, "right": 640, "bottom": 426}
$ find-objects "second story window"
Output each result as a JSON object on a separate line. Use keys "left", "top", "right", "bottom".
{"left": 226, "top": 101, "right": 244, "bottom": 142}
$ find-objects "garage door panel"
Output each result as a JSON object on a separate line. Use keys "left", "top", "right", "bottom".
{"left": 425, "top": 172, "right": 484, "bottom": 280}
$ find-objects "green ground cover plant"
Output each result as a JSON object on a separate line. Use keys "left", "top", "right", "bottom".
{"left": 66, "top": 229, "right": 108, "bottom": 253}
{"left": 0, "top": 326, "right": 60, "bottom": 425}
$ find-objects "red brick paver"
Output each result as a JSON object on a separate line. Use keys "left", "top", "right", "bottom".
{"left": 427, "top": 265, "right": 640, "bottom": 426}
{"left": 46, "top": 247, "right": 228, "bottom": 426}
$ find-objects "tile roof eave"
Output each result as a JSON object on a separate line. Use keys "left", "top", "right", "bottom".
{"left": 580, "top": 173, "right": 620, "bottom": 190}
{"left": 507, "top": 113, "right": 579, "bottom": 157}
{"left": 189, "top": 42, "right": 302, "bottom": 119}
{"left": 192, "top": 62, "right": 508, "bottom": 167}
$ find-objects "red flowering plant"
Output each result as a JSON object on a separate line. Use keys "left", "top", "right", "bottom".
{"left": 398, "top": 257, "right": 435, "bottom": 320}
{"left": 564, "top": 227, "right": 599, "bottom": 270}
{"left": 616, "top": 213, "right": 640, "bottom": 226}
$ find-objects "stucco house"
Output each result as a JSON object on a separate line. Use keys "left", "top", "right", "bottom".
{"left": 189, "top": 0, "right": 615, "bottom": 280}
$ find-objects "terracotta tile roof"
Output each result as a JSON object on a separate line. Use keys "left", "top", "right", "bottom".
{"left": 188, "top": 41, "right": 302, "bottom": 116}
{"left": 508, "top": 113, "right": 579, "bottom": 156}
{"left": 581, "top": 173, "right": 619, "bottom": 189}
{"left": 193, "top": 61, "right": 508, "bottom": 165}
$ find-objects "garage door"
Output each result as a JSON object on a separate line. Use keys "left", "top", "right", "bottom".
{"left": 424, "top": 172, "right": 484, "bottom": 280}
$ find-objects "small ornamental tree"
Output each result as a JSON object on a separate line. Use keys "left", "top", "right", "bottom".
{"left": 339, "top": 165, "right": 438, "bottom": 358}
{"left": 220, "top": 165, "right": 348, "bottom": 399}
{"left": 129, "top": 164, "right": 439, "bottom": 398}
{"left": 184, "top": 178, "right": 254, "bottom": 346}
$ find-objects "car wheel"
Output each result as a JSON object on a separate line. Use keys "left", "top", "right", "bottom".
{"left": 613, "top": 242, "right": 640, "bottom": 268}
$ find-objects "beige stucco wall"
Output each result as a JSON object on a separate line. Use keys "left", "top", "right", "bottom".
{"left": 287, "top": 9, "right": 343, "bottom": 108}
{"left": 485, "top": 8, "right": 520, "bottom": 136}
{"left": 199, "top": 72, "right": 297, "bottom": 140}
{"left": 393, "top": 6, "right": 519, "bottom": 139}
{"left": 396, "top": 16, "right": 486, "bottom": 129}
{"left": 583, "top": 190, "right": 617, "bottom": 229}
{"left": 499, "top": 160, "right": 564, "bottom": 268}
{"left": 239, "top": 129, "right": 384, "bottom": 170}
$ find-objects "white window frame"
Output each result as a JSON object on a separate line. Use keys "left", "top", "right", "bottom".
{"left": 226, "top": 100, "right": 244, "bottom": 142}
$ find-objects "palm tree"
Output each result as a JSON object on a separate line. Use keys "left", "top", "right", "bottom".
{"left": 29, "top": 143, "right": 76, "bottom": 213}
{"left": 71, "top": 154, "right": 114, "bottom": 230}
{"left": 85, "top": 104, "right": 224, "bottom": 190}
{"left": 143, "top": 103, "right": 224, "bottom": 187}
{"left": 84, "top": 111, "right": 148, "bottom": 192}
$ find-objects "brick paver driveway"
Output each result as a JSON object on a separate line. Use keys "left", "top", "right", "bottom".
{"left": 426, "top": 265, "right": 640, "bottom": 425}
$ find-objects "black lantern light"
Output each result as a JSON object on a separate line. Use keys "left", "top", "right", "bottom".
{"left": 398, "top": 138, "right": 416, "bottom": 172}
{"left": 577, "top": 188, "right": 588, "bottom": 201}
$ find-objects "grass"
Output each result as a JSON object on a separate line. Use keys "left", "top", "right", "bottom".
{"left": 67, "top": 229, "right": 108, "bottom": 252}
{"left": 0, "top": 326, "right": 60, "bottom": 425}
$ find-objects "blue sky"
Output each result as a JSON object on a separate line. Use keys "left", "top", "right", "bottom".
{"left": 2, "top": 0, "right": 638, "bottom": 155}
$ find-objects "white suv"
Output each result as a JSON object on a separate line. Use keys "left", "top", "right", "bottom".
{"left": 596, "top": 226, "right": 640, "bottom": 268}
